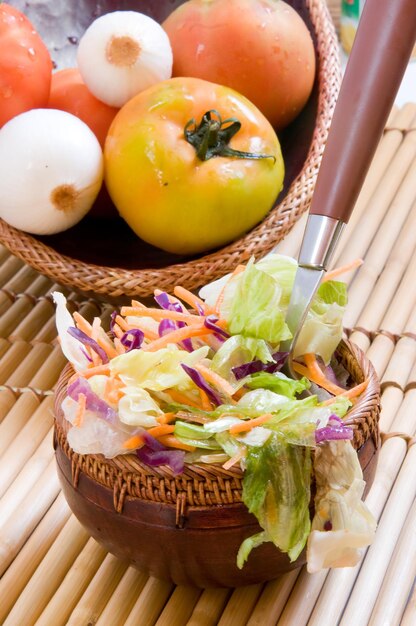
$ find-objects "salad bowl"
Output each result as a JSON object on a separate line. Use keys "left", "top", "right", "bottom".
{"left": 0, "top": 0, "right": 341, "bottom": 301}
{"left": 53, "top": 336, "right": 380, "bottom": 588}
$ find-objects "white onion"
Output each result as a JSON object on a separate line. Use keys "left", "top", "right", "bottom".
{"left": 0, "top": 109, "right": 103, "bottom": 235}
{"left": 77, "top": 11, "right": 173, "bottom": 108}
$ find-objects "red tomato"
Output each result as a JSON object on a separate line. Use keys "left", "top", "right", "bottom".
{"left": 48, "top": 68, "right": 119, "bottom": 149}
{"left": 0, "top": 4, "right": 52, "bottom": 127}
{"left": 163, "top": 0, "right": 316, "bottom": 130}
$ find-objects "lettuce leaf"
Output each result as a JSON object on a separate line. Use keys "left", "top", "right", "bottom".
{"left": 246, "top": 371, "right": 310, "bottom": 399}
{"left": 238, "top": 433, "right": 312, "bottom": 566}
{"left": 210, "top": 335, "right": 274, "bottom": 385}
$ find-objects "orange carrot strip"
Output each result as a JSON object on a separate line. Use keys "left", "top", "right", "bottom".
{"left": 73, "top": 312, "right": 93, "bottom": 335}
{"left": 158, "top": 434, "right": 196, "bottom": 451}
{"left": 115, "top": 315, "right": 131, "bottom": 332}
{"left": 165, "top": 388, "right": 204, "bottom": 410}
{"left": 120, "top": 307, "right": 201, "bottom": 324}
{"left": 142, "top": 325, "right": 213, "bottom": 352}
{"left": 103, "top": 376, "right": 124, "bottom": 405}
{"left": 116, "top": 315, "right": 158, "bottom": 341}
{"left": 157, "top": 412, "right": 176, "bottom": 425}
{"left": 229, "top": 413, "right": 273, "bottom": 434}
{"left": 321, "top": 379, "right": 369, "bottom": 406}
{"left": 114, "top": 338, "right": 126, "bottom": 355}
{"left": 323, "top": 258, "right": 364, "bottom": 282}
{"left": 74, "top": 393, "right": 86, "bottom": 427}
{"left": 215, "top": 264, "right": 246, "bottom": 313}
{"left": 199, "top": 388, "right": 213, "bottom": 412}
{"left": 122, "top": 434, "right": 144, "bottom": 450}
{"left": 112, "top": 323, "right": 124, "bottom": 340}
{"left": 173, "top": 286, "right": 215, "bottom": 315}
{"left": 222, "top": 448, "right": 246, "bottom": 470}
{"left": 296, "top": 355, "right": 346, "bottom": 396}
{"left": 147, "top": 424, "right": 175, "bottom": 438}
{"left": 194, "top": 363, "right": 236, "bottom": 397}
{"left": 75, "top": 364, "right": 111, "bottom": 379}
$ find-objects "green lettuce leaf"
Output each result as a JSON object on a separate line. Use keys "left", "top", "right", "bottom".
{"left": 239, "top": 433, "right": 312, "bottom": 566}
{"left": 246, "top": 371, "right": 311, "bottom": 399}
{"left": 210, "top": 335, "right": 274, "bottom": 385}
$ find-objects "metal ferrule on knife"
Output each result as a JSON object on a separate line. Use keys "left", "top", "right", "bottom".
{"left": 298, "top": 214, "right": 346, "bottom": 271}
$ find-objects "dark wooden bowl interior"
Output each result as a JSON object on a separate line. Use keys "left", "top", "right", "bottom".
{"left": 9, "top": 0, "right": 318, "bottom": 270}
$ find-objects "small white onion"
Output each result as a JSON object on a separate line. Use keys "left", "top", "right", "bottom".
{"left": 0, "top": 109, "right": 103, "bottom": 235}
{"left": 77, "top": 11, "right": 173, "bottom": 108}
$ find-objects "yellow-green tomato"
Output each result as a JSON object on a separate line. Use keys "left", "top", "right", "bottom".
{"left": 104, "top": 77, "right": 284, "bottom": 255}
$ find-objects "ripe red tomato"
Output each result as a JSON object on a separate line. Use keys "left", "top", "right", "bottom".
{"left": 163, "top": 0, "right": 316, "bottom": 130}
{"left": 48, "top": 69, "right": 119, "bottom": 148}
{"left": 0, "top": 4, "right": 53, "bottom": 127}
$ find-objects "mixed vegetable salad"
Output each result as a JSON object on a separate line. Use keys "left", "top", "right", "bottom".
{"left": 54, "top": 254, "right": 376, "bottom": 573}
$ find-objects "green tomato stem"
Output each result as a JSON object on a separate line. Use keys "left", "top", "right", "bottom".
{"left": 184, "top": 110, "right": 276, "bottom": 162}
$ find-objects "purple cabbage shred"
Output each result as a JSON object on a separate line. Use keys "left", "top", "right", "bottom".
{"left": 232, "top": 351, "right": 289, "bottom": 380}
{"left": 137, "top": 445, "right": 185, "bottom": 475}
{"left": 315, "top": 414, "right": 353, "bottom": 444}
{"left": 181, "top": 363, "right": 223, "bottom": 407}
{"left": 67, "top": 326, "right": 109, "bottom": 364}
{"left": 67, "top": 377, "right": 117, "bottom": 424}
{"left": 120, "top": 328, "right": 144, "bottom": 351}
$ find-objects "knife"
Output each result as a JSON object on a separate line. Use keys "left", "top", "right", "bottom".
{"left": 280, "top": 0, "right": 416, "bottom": 363}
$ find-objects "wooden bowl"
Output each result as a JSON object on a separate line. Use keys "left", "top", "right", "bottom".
{"left": 53, "top": 340, "right": 380, "bottom": 588}
{"left": 0, "top": 0, "right": 341, "bottom": 301}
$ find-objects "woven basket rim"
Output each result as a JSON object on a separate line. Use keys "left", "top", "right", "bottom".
{"left": 0, "top": 0, "right": 341, "bottom": 299}
{"left": 54, "top": 339, "right": 381, "bottom": 511}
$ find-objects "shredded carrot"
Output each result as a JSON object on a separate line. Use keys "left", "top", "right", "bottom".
{"left": 321, "top": 379, "right": 369, "bottom": 405}
{"left": 229, "top": 413, "right": 273, "bottom": 434}
{"left": 165, "top": 388, "right": 204, "bottom": 409}
{"left": 120, "top": 307, "right": 201, "bottom": 324}
{"left": 156, "top": 412, "right": 176, "bottom": 425}
{"left": 215, "top": 264, "right": 246, "bottom": 313}
{"left": 111, "top": 323, "right": 124, "bottom": 340}
{"left": 73, "top": 311, "right": 93, "bottom": 335}
{"left": 194, "top": 363, "right": 236, "bottom": 397}
{"left": 294, "top": 356, "right": 346, "bottom": 396}
{"left": 74, "top": 393, "right": 86, "bottom": 427}
{"left": 323, "top": 258, "right": 364, "bottom": 282}
{"left": 115, "top": 314, "right": 158, "bottom": 341}
{"left": 75, "top": 364, "right": 111, "bottom": 379}
{"left": 142, "top": 324, "right": 214, "bottom": 352}
{"left": 122, "top": 434, "right": 144, "bottom": 450}
{"left": 199, "top": 388, "right": 213, "bottom": 412}
{"left": 103, "top": 376, "right": 124, "bottom": 405}
{"left": 147, "top": 424, "right": 176, "bottom": 438}
{"left": 158, "top": 434, "right": 196, "bottom": 451}
{"left": 173, "top": 286, "right": 215, "bottom": 315}
{"left": 222, "top": 448, "right": 246, "bottom": 470}
{"left": 114, "top": 337, "right": 126, "bottom": 355}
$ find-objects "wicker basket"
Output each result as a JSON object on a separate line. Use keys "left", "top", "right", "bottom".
{"left": 53, "top": 339, "right": 380, "bottom": 588}
{"left": 0, "top": 0, "right": 341, "bottom": 301}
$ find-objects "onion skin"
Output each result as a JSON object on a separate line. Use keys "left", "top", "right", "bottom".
{"left": 0, "top": 108, "right": 104, "bottom": 235}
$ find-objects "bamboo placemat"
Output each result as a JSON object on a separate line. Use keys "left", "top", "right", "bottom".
{"left": 1, "top": 101, "right": 416, "bottom": 625}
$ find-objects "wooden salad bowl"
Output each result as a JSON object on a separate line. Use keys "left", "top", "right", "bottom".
{"left": 53, "top": 340, "right": 381, "bottom": 588}
{"left": 1, "top": 0, "right": 341, "bottom": 301}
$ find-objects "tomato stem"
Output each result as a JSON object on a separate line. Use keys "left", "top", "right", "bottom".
{"left": 184, "top": 110, "right": 276, "bottom": 162}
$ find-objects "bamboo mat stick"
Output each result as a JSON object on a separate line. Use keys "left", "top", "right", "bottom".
{"left": 308, "top": 436, "right": 408, "bottom": 626}
{"left": 332, "top": 103, "right": 416, "bottom": 266}
{"left": 346, "top": 198, "right": 416, "bottom": 333}
{"left": 246, "top": 569, "right": 301, "bottom": 626}
{"left": 216, "top": 584, "right": 263, "bottom": 626}
{"left": 29, "top": 344, "right": 67, "bottom": 391}
{"left": 33, "top": 315, "right": 59, "bottom": 345}
{"left": 381, "top": 335, "right": 416, "bottom": 390}
{"left": 0, "top": 276, "right": 53, "bottom": 337}
{"left": 0, "top": 245, "right": 13, "bottom": 265}
{"left": 66, "top": 554, "right": 129, "bottom": 626}
{"left": 339, "top": 445, "right": 416, "bottom": 626}
{"left": 0, "top": 386, "right": 16, "bottom": 423}
{"left": 0, "top": 427, "right": 53, "bottom": 523}
{"left": 275, "top": 569, "right": 328, "bottom": 625}
{"left": 0, "top": 255, "right": 24, "bottom": 288}
{"left": 0, "top": 396, "right": 54, "bottom": 496}
{"left": 3, "top": 514, "right": 89, "bottom": 626}
{"left": 153, "top": 586, "right": 202, "bottom": 626}
{"left": 94, "top": 566, "right": 149, "bottom": 626}
{"left": 333, "top": 105, "right": 416, "bottom": 275}
{"left": 0, "top": 493, "right": 70, "bottom": 624}
{"left": 379, "top": 385, "right": 407, "bottom": 433}
{"left": 272, "top": 211, "right": 307, "bottom": 259}
{"left": 123, "top": 576, "right": 173, "bottom": 626}
{"left": 344, "top": 159, "right": 416, "bottom": 329}
{"left": 368, "top": 497, "right": 416, "bottom": 626}
{"left": 10, "top": 299, "right": 56, "bottom": 343}
{"left": 0, "top": 265, "right": 39, "bottom": 315}
{"left": 6, "top": 343, "right": 54, "bottom": 387}
{"left": 0, "top": 340, "right": 33, "bottom": 384}
{"left": 186, "top": 587, "right": 232, "bottom": 626}
{"left": 0, "top": 337, "right": 12, "bottom": 361}
{"left": 0, "top": 392, "right": 39, "bottom": 456}
{"left": 0, "top": 457, "right": 61, "bottom": 576}
{"left": 400, "top": 578, "right": 416, "bottom": 626}
{"left": 35, "top": 538, "right": 108, "bottom": 626}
